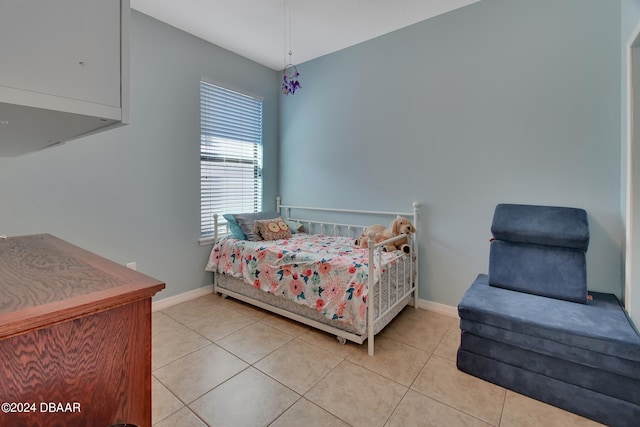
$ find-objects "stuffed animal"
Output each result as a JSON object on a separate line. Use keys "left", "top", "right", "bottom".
{"left": 355, "top": 215, "right": 416, "bottom": 253}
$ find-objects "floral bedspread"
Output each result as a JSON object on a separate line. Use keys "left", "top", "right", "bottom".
{"left": 206, "top": 234, "right": 404, "bottom": 331}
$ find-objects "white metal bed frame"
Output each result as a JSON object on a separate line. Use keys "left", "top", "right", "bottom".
{"left": 212, "top": 197, "right": 420, "bottom": 356}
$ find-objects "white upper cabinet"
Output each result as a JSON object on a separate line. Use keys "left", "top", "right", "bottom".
{"left": 0, "top": 0, "right": 130, "bottom": 157}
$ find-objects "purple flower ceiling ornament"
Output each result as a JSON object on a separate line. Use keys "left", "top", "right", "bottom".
{"left": 282, "top": 0, "right": 301, "bottom": 95}
{"left": 282, "top": 64, "right": 301, "bottom": 95}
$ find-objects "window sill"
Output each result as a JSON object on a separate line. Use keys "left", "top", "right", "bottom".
{"left": 199, "top": 236, "right": 216, "bottom": 246}
{"left": 199, "top": 232, "right": 229, "bottom": 246}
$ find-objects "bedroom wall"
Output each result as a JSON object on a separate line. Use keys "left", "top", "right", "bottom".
{"left": 279, "top": 0, "right": 623, "bottom": 307}
{"left": 0, "top": 11, "right": 280, "bottom": 300}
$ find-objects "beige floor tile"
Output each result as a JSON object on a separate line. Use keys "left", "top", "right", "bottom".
{"left": 500, "top": 391, "right": 605, "bottom": 427}
{"left": 411, "top": 355, "right": 505, "bottom": 425}
{"left": 260, "top": 312, "right": 310, "bottom": 336}
{"left": 185, "top": 306, "right": 257, "bottom": 341}
{"left": 255, "top": 338, "right": 342, "bottom": 394}
{"left": 153, "top": 343, "right": 249, "bottom": 403}
{"left": 216, "top": 322, "right": 294, "bottom": 364}
{"left": 270, "top": 398, "right": 350, "bottom": 427}
{"left": 189, "top": 367, "right": 299, "bottom": 427}
{"left": 152, "top": 376, "right": 184, "bottom": 425}
{"left": 433, "top": 326, "right": 461, "bottom": 361}
{"left": 152, "top": 323, "right": 211, "bottom": 370}
{"left": 347, "top": 335, "right": 429, "bottom": 386}
{"left": 152, "top": 312, "right": 183, "bottom": 338}
{"left": 393, "top": 306, "right": 458, "bottom": 326}
{"left": 161, "top": 294, "right": 225, "bottom": 325}
{"left": 386, "top": 389, "right": 492, "bottom": 427}
{"left": 153, "top": 406, "right": 207, "bottom": 427}
{"left": 380, "top": 310, "right": 457, "bottom": 353}
{"left": 297, "top": 328, "right": 358, "bottom": 359}
{"left": 306, "top": 360, "right": 407, "bottom": 427}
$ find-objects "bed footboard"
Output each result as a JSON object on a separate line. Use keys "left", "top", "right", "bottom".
{"left": 366, "top": 221, "right": 418, "bottom": 355}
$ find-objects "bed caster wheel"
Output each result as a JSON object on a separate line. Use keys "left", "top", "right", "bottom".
{"left": 220, "top": 293, "right": 228, "bottom": 299}
{"left": 336, "top": 336, "right": 347, "bottom": 345}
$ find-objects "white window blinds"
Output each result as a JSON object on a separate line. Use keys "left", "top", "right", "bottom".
{"left": 200, "top": 81, "right": 263, "bottom": 238}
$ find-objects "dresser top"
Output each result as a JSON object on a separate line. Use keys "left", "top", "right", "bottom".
{"left": 0, "top": 234, "right": 165, "bottom": 338}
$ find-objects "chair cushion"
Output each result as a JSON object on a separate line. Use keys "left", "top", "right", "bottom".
{"left": 457, "top": 349, "right": 640, "bottom": 427}
{"left": 460, "top": 318, "right": 640, "bottom": 380}
{"left": 491, "top": 204, "right": 589, "bottom": 250}
{"left": 458, "top": 274, "right": 640, "bottom": 363}
{"left": 488, "top": 240, "right": 587, "bottom": 303}
{"left": 460, "top": 331, "right": 640, "bottom": 405}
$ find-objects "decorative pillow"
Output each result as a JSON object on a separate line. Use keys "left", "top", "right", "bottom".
{"left": 255, "top": 217, "right": 292, "bottom": 241}
{"left": 230, "top": 211, "right": 280, "bottom": 241}
{"left": 223, "top": 214, "right": 246, "bottom": 239}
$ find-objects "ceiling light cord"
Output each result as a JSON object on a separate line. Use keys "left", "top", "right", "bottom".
{"left": 288, "top": 0, "right": 293, "bottom": 61}
{"left": 283, "top": 0, "right": 286, "bottom": 68}
{"left": 281, "top": 0, "right": 301, "bottom": 95}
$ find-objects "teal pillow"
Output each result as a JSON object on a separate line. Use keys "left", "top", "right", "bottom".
{"left": 223, "top": 214, "right": 246, "bottom": 239}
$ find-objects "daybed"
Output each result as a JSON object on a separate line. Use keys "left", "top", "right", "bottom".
{"left": 457, "top": 204, "right": 640, "bottom": 427}
{"left": 205, "top": 197, "right": 420, "bottom": 355}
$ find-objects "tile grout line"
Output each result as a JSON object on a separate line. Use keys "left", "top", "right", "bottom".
{"left": 497, "top": 388, "right": 508, "bottom": 427}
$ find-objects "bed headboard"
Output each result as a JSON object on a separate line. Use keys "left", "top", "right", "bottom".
{"left": 211, "top": 198, "right": 420, "bottom": 244}
{"left": 276, "top": 196, "right": 420, "bottom": 238}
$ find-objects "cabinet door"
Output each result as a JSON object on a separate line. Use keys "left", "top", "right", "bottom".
{"left": 0, "top": 0, "right": 121, "bottom": 108}
{"left": 0, "top": 300, "right": 152, "bottom": 427}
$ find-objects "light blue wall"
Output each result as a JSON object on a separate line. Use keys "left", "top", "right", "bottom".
{"left": 280, "top": 0, "right": 623, "bottom": 307}
{"left": 0, "top": 11, "right": 280, "bottom": 300}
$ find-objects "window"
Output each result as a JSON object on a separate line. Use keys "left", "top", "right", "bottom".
{"left": 200, "top": 81, "right": 263, "bottom": 240}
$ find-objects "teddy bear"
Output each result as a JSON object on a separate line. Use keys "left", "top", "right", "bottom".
{"left": 354, "top": 215, "right": 416, "bottom": 253}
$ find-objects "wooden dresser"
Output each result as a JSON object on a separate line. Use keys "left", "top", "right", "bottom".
{"left": 0, "top": 234, "right": 165, "bottom": 427}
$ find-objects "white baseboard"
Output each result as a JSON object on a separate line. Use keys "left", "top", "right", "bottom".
{"left": 152, "top": 284, "right": 459, "bottom": 319}
{"left": 418, "top": 298, "right": 459, "bottom": 318}
{"left": 152, "top": 284, "right": 214, "bottom": 312}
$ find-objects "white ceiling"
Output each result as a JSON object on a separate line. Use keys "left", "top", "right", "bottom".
{"left": 130, "top": 0, "right": 481, "bottom": 71}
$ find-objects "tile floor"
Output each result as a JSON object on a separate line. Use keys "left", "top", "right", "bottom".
{"left": 152, "top": 293, "right": 604, "bottom": 427}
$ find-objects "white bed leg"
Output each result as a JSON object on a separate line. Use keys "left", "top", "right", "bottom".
{"left": 220, "top": 293, "right": 228, "bottom": 299}
{"left": 336, "top": 336, "right": 347, "bottom": 345}
{"left": 413, "top": 202, "right": 420, "bottom": 309}
{"left": 367, "top": 230, "right": 376, "bottom": 356}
